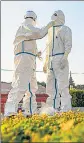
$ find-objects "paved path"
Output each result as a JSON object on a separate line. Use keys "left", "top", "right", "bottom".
{"left": 72, "top": 107, "right": 84, "bottom": 112}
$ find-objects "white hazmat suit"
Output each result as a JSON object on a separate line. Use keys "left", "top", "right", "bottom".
{"left": 43, "top": 10, "right": 72, "bottom": 113}
{"left": 4, "top": 11, "right": 56, "bottom": 116}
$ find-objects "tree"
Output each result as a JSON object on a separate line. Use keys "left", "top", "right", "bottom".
{"left": 69, "top": 71, "right": 75, "bottom": 89}
{"left": 75, "top": 84, "right": 84, "bottom": 90}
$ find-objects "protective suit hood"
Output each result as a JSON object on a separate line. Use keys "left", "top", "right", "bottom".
{"left": 23, "top": 18, "right": 36, "bottom": 27}
{"left": 51, "top": 10, "right": 65, "bottom": 26}
{"left": 13, "top": 18, "right": 36, "bottom": 45}
{"left": 24, "top": 11, "right": 37, "bottom": 26}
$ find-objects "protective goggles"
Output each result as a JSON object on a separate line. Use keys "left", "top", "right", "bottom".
{"left": 54, "top": 13, "right": 57, "bottom": 16}
{"left": 25, "top": 16, "right": 36, "bottom": 21}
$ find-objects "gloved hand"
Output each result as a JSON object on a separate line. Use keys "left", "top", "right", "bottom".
{"left": 47, "top": 20, "right": 56, "bottom": 29}
{"left": 37, "top": 51, "right": 42, "bottom": 60}
{"left": 60, "top": 52, "right": 68, "bottom": 69}
{"left": 37, "top": 51, "right": 41, "bottom": 57}
{"left": 43, "top": 64, "right": 47, "bottom": 73}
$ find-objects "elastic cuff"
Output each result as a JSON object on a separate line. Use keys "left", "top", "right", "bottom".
{"left": 64, "top": 52, "right": 68, "bottom": 58}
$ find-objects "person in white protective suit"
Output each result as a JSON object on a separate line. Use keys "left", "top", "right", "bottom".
{"left": 42, "top": 10, "right": 72, "bottom": 114}
{"left": 4, "top": 11, "right": 56, "bottom": 117}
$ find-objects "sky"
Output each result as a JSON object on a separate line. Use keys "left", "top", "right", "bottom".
{"left": 1, "top": 1, "right": 84, "bottom": 85}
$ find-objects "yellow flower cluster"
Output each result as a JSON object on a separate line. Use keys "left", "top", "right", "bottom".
{"left": 1, "top": 111, "right": 84, "bottom": 142}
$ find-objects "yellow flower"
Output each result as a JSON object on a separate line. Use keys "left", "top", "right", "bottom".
{"left": 9, "top": 136, "right": 16, "bottom": 142}
{"left": 53, "top": 126, "right": 57, "bottom": 131}
{"left": 6, "top": 128, "right": 11, "bottom": 133}
{"left": 60, "top": 119, "right": 74, "bottom": 131}
{"left": 1, "top": 111, "right": 84, "bottom": 142}
{"left": 31, "top": 133, "right": 40, "bottom": 142}
{"left": 24, "top": 130, "right": 31, "bottom": 136}
{"left": 43, "top": 135, "right": 51, "bottom": 142}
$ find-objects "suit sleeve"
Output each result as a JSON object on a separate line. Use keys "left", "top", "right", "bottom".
{"left": 25, "top": 21, "right": 55, "bottom": 40}
{"left": 43, "top": 36, "right": 49, "bottom": 70}
{"left": 64, "top": 27, "right": 72, "bottom": 57}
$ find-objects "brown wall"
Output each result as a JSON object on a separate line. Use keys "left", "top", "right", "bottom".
{"left": 1, "top": 93, "right": 49, "bottom": 113}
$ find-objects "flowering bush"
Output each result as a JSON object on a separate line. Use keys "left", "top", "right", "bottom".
{"left": 1, "top": 111, "right": 84, "bottom": 142}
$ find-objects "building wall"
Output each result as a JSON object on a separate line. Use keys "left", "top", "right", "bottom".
{"left": 1, "top": 82, "right": 48, "bottom": 113}
{"left": 1, "top": 94, "right": 8, "bottom": 113}
{"left": 1, "top": 93, "right": 48, "bottom": 113}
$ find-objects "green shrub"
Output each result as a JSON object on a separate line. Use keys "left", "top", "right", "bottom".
{"left": 70, "top": 89, "right": 84, "bottom": 107}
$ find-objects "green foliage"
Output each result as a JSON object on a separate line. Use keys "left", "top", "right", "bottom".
{"left": 1, "top": 111, "right": 84, "bottom": 142}
{"left": 70, "top": 89, "right": 84, "bottom": 107}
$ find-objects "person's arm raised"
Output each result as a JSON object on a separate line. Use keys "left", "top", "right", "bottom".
{"left": 25, "top": 21, "right": 56, "bottom": 40}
